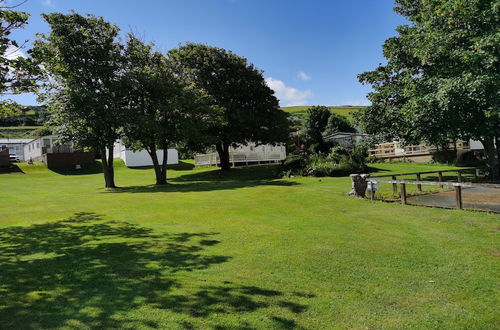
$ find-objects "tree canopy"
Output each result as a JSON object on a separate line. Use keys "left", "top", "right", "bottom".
{"left": 33, "top": 12, "right": 125, "bottom": 187}
{"left": 168, "top": 43, "right": 289, "bottom": 170}
{"left": 121, "top": 36, "right": 216, "bottom": 185}
{"left": 358, "top": 0, "right": 499, "bottom": 176}
{"left": 0, "top": 0, "right": 37, "bottom": 117}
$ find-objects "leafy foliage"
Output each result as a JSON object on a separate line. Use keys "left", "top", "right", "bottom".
{"left": 33, "top": 12, "right": 125, "bottom": 187}
{"left": 358, "top": 0, "right": 500, "bottom": 177}
{"left": 282, "top": 146, "right": 367, "bottom": 177}
{"left": 324, "top": 112, "right": 356, "bottom": 135}
{"left": 121, "top": 36, "right": 217, "bottom": 184}
{"left": 168, "top": 43, "right": 289, "bottom": 170}
{"left": 0, "top": 1, "right": 38, "bottom": 117}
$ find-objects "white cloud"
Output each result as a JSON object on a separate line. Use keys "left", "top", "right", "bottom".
{"left": 265, "top": 77, "right": 313, "bottom": 106}
{"left": 3, "top": 45, "right": 26, "bottom": 60}
{"left": 42, "top": 0, "right": 54, "bottom": 7}
{"left": 297, "top": 71, "right": 311, "bottom": 81}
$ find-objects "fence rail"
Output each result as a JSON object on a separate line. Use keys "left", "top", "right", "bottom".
{"left": 366, "top": 167, "right": 489, "bottom": 210}
{"left": 195, "top": 151, "right": 285, "bottom": 166}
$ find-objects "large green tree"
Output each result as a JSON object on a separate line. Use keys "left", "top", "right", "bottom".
{"left": 358, "top": 0, "right": 499, "bottom": 177}
{"left": 303, "top": 105, "right": 331, "bottom": 152}
{"left": 0, "top": 0, "right": 37, "bottom": 117}
{"left": 33, "top": 13, "right": 125, "bottom": 188}
{"left": 168, "top": 43, "right": 289, "bottom": 171}
{"left": 324, "top": 112, "right": 356, "bottom": 136}
{"left": 122, "top": 36, "right": 216, "bottom": 185}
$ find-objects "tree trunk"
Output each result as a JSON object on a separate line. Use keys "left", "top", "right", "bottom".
{"left": 481, "top": 137, "right": 499, "bottom": 180}
{"left": 159, "top": 141, "right": 168, "bottom": 185}
{"left": 146, "top": 144, "right": 167, "bottom": 185}
{"left": 496, "top": 136, "right": 500, "bottom": 176}
{"left": 216, "top": 141, "right": 231, "bottom": 171}
{"left": 100, "top": 145, "right": 116, "bottom": 188}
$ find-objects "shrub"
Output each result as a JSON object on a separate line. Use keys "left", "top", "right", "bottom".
{"left": 282, "top": 145, "right": 368, "bottom": 177}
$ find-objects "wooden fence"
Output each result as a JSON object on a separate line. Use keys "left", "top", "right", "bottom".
{"left": 367, "top": 168, "right": 485, "bottom": 210}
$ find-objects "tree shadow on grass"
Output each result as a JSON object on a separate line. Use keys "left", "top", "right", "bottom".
{"left": 0, "top": 164, "right": 25, "bottom": 174}
{"left": 0, "top": 212, "right": 313, "bottom": 329}
{"left": 128, "top": 160, "right": 195, "bottom": 171}
{"left": 106, "top": 164, "right": 300, "bottom": 194}
{"left": 48, "top": 161, "right": 103, "bottom": 175}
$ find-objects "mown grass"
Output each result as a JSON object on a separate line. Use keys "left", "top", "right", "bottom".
{"left": 0, "top": 161, "right": 498, "bottom": 329}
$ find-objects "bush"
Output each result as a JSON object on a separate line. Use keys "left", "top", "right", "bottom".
{"left": 282, "top": 146, "right": 368, "bottom": 177}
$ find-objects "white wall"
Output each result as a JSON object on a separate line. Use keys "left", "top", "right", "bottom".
{"left": 122, "top": 149, "right": 179, "bottom": 167}
{"left": 469, "top": 140, "right": 484, "bottom": 150}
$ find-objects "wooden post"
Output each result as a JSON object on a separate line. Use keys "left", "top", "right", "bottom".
{"left": 416, "top": 173, "right": 422, "bottom": 192}
{"left": 438, "top": 171, "right": 443, "bottom": 189}
{"left": 457, "top": 171, "right": 462, "bottom": 183}
{"left": 475, "top": 168, "right": 480, "bottom": 180}
{"left": 400, "top": 183, "right": 407, "bottom": 205}
{"left": 455, "top": 185, "right": 463, "bottom": 209}
{"left": 392, "top": 175, "right": 398, "bottom": 195}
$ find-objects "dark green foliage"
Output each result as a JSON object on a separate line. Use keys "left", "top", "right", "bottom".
{"left": 168, "top": 43, "right": 290, "bottom": 171}
{"left": 121, "top": 36, "right": 216, "bottom": 185}
{"left": 358, "top": 0, "right": 500, "bottom": 177}
{"left": 0, "top": 1, "right": 38, "bottom": 117}
{"left": 33, "top": 12, "right": 125, "bottom": 188}
{"left": 302, "top": 106, "right": 331, "bottom": 151}
{"left": 282, "top": 146, "right": 367, "bottom": 177}
{"left": 0, "top": 105, "right": 49, "bottom": 126}
{"left": 324, "top": 113, "right": 356, "bottom": 135}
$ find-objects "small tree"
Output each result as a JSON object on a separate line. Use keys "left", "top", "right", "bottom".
{"left": 324, "top": 113, "right": 356, "bottom": 135}
{"left": 168, "top": 43, "right": 289, "bottom": 171}
{"left": 122, "top": 36, "right": 215, "bottom": 185}
{"left": 33, "top": 12, "right": 125, "bottom": 188}
{"left": 303, "top": 105, "right": 331, "bottom": 152}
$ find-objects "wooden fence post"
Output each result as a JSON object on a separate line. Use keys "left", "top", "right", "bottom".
{"left": 400, "top": 183, "right": 407, "bottom": 205}
{"left": 416, "top": 173, "right": 422, "bottom": 192}
{"left": 438, "top": 171, "right": 443, "bottom": 188}
{"left": 392, "top": 175, "right": 397, "bottom": 195}
{"left": 455, "top": 185, "right": 463, "bottom": 209}
{"left": 457, "top": 171, "right": 462, "bottom": 183}
{"left": 475, "top": 168, "right": 480, "bottom": 180}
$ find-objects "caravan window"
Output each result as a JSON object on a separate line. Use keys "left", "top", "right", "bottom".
{"left": 43, "top": 139, "right": 51, "bottom": 147}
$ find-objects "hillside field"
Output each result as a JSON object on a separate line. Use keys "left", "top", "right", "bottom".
{"left": 0, "top": 161, "right": 498, "bottom": 329}
{"left": 281, "top": 105, "right": 366, "bottom": 121}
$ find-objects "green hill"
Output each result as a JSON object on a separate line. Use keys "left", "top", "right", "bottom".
{"left": 281, "top": 105, "right": 366, "bottom": 121}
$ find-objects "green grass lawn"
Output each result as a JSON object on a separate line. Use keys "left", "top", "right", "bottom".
{"left": 0, "top": 161, "right": 498, "bottom": 329}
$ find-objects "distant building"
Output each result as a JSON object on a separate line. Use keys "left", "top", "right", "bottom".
{"left": 24, "top": 135, "right": 74, "bottom": 161}
{"left": 112, "top": 140, "right": 179, "bottom": 167}
{"left": 23, "top": 135, "right": 94, "bottom": 169}
{"left": 323, "top": 132, "right": 370, "bottom": 147}
{"left": 194, "top": 142, "right": 286, "bottom": 167}
{"left": 0, "top": 138, "right": 32, "bottom": 161}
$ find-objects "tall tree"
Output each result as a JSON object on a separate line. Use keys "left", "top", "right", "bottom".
{"left": 122, "top": 36, "right": 216, "bottom": 185}
{"left": 323, "top": 112, "right": 356, "bottom": 135}
{"left": 168, "top": 43, "right": 289, "bottom": 171}
{"left": 303, "top": 105, "right": 331, "bottom": 152}
{"left": 358, "top": 0, "right": 499, "bottom": 177}
{"left": 0, "top": 0, "right": 37, "bottom": 117}
{"left": 33, "top": 13, "right": 125, "bottom": 188}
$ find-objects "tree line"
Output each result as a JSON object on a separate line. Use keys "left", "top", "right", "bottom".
{"left": 2, "top": 7, "right": 289, "bottom": 188}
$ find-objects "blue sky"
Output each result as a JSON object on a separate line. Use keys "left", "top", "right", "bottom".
{"left": 6, "top": 0, "right": 407, "bottom": 107}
